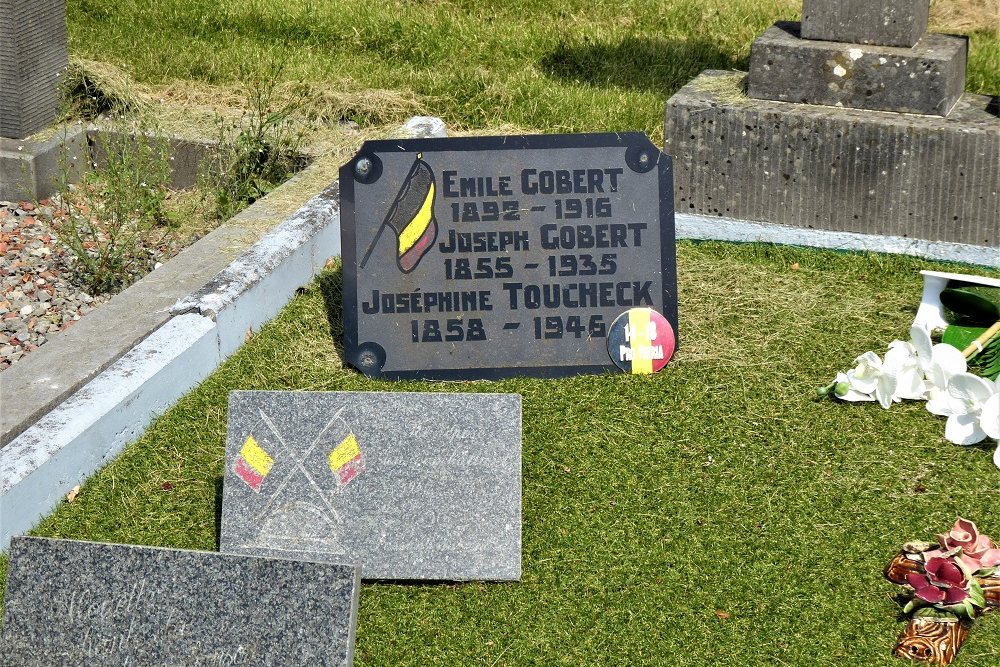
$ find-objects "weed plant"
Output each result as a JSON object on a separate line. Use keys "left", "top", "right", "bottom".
{"left": 204, "top": 56, "right": 313, "bottom": 221}
{"left": 55, "top": 120, "right": 174, "bottom": 294}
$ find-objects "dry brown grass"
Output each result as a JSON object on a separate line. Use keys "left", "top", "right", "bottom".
{"left": 61, "top": 60, "right": 428, "bottom": 154}
{"left": 141, "top": 80, "right": 425, "bottom": 143}
{"left": 64, "top": 57, "right": 148, "bottom": 118}
{"left": 930, "top": 0, "right": 999, "bottom": 35}
{"left": 301, "top": 85, "right": 426, "bottom": 126}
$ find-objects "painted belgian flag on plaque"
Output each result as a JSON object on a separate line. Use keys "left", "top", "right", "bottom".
{"left": 233, "top": 434, "right": 274, "bottom": 492}
{"left": 360, "top": 154, "right": 438, "bottom": 274}
{"left": 328, "top": 432, "right": 364, "bottom": 487}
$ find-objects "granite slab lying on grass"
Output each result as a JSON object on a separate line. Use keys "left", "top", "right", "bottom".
{"left": 1, "top": 536, "right": 360, "bottom": 667}
{"left": 221, "top": 390, "right": 522, "bottom": 580}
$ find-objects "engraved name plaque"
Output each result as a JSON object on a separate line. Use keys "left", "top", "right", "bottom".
{"left": 340, "top": 132, "right": 678, "bottom": 380}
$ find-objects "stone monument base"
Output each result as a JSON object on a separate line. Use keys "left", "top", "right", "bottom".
{"left": 664, "top": 71, "right": 998, "bottom": 248}
{"left": 748, "top": 22, "right": 967, "bottom": 116}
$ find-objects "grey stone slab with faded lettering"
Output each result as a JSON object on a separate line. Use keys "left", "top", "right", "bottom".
{"left": 801, "top": 0, "right": 929, "bottom": 48}
{"left": 339, "top": 132, "right": 678, "bottom": 380}
{"left": 220, "top": 390, "right": 521, "bottom": 581}
{"left": 0, "top": 536, "right": 359, "bottom": 667}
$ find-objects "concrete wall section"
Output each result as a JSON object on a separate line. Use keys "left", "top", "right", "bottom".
{"left": 676, "top": 212, "right": 999, "bottom": 268}
{"left": 0, "top": 125, "right": 89, "bottom": 201}
{"left": 1, "top": 125, "right": 216, "bottom": 201}
{"left": 0, "top": 314, "right": 219, "bottom": 549}
{"left": 665, "top": 71, "right": 999, "bottom": 248}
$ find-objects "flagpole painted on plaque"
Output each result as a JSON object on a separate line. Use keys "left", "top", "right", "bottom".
{"left": 359, "top": 153, "right": 438, "bottom": 274}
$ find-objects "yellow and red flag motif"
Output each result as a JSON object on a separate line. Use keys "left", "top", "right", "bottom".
{"left": 328, "top": 432, "right": 364, "bottom": 487}
{"left": 234, "top": 435, "right": 274, "bottom": 492}
{"left": 359, "top": 155, "right": 438, "bottom": 274}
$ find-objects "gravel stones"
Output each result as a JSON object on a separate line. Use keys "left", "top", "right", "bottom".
{"left": 0, "top": 199, "right": 112, "bottom": 370}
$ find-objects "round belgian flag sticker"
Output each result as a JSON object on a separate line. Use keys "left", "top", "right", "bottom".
{"left": 607, "top": 308, "right": 676, "bottom": 374}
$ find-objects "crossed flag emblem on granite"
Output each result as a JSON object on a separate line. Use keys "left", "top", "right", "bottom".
{"left": 233, "top": 409, "right": 365, "bottom": 496}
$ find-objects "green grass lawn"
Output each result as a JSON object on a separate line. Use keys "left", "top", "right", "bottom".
{"left": 3, "top": 243, "right": 998, "bottom": 665}
{"left": 65, "top": 0, "right": 1000, "bottom": 143}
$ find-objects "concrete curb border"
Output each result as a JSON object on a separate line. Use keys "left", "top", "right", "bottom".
{"left": 1, "top": 122, "right": 214, "bottom": 201}
{"left": 0, "top": 183, "right": 341, "bottom": 550}
{"left": 676, "top": 212, "right": 1000, "bottom": 268}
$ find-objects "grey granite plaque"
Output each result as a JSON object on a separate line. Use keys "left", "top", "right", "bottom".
{"left": 220, "top": 390, "right": 522, "bottom": 581}
{"left": 0, "top": 536, "right": 359, "bottom": 667}
{"left": 339, "top": 133, "right": 678, "bottom": 380}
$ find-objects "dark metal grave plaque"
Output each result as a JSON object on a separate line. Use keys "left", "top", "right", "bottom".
{"left": 340, "top": 132, "right": 677, "bottom": 380}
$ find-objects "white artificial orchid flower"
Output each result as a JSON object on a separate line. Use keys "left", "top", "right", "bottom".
{"left": 925, "top": 343, "right": 968, "bottom": 395}
{"left": 840, "top": 351, "right": 899, "bottom": 407}
{"left": 977, "top": 378, "right": 999, "bottom": 468}
{"left": 927, "top": 373, "right": 998, "bottom": 445}
{"left": 884, "top": 340, "right": 925, "bottom": 402}
{"left": 908, "top": 325, "right": 934, "bottom": 369}
{"left": 846, "top": 351, "right": 882, "bottom": 395}
{"left": 896, "top": 325, "right": 966, "bottom": 402}
{"left": 833, "top": 371, "right": 875, "bottom": 402}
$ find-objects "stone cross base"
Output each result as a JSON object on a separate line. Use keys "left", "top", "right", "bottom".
{"left": 748, "top": 22, "right": 967, "bottom": 117}
{"left": 802, "top": 0, "right": 929, "bottom": 48}
{"left": 664, "top": 71, "right": 999, "bottom": 247}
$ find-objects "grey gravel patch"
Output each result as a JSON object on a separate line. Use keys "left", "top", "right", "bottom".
{"left": 0, "top": 200, "right": 106, "bottom": 370}
{"left": 0, "top": 198, "right": 182, "bottom": 370}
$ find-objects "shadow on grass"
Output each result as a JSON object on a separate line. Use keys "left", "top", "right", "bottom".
{"left": 319, "top": 266, "right": 346, "bottom": 357}
{"left": 540, "top": 36, "right": 740, "bottom": 93}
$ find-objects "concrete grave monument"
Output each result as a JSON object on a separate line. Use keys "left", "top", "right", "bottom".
{"left": 747, "top": 21, "right": 967, "bottom": 116}
{"left": 221, "top": 390, "right": 522, "bottom": 580}
{"left": 801, "top": 0, "right": 929, "bottom": 48}
{"left": 0, "top": 536, "right": 360, "bottom": 667}
{"left": 665, "top": 0, "right": 998, "bottom": 247}
{"left": 0, "top": 0, "right": 68, "bottom": 139}
{"left": 340, "top": 133, "right": 678, "bottom": 380}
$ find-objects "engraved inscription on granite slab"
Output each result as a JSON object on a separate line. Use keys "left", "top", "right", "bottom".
{"left": 339, "top": 132, "right": 678, "bottom": 380}
{"left": 220, "top": 390, "right": 522, "bottom": 581}
{"left": 0, "top": 536, "right": 360, "bottom": 667}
